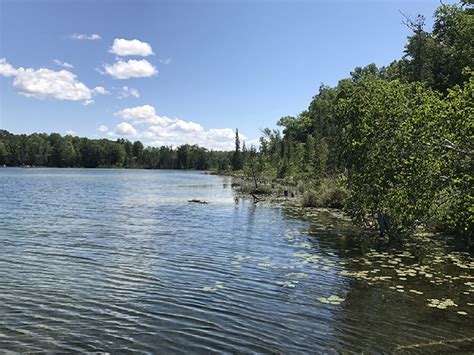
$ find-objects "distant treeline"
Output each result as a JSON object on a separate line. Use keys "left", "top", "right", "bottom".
{"left": 0, "top": 130, "right": 233, "bottom": 171}
{"left": 238, "top": 2, "right": 473, "bottom": 241}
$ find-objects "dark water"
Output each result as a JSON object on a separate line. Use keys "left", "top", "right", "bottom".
{"left": 0, "top": 168, "right": 473, "bottom": 353}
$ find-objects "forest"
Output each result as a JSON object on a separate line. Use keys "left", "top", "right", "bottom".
{"left": 0, "top": 130, "right": 232, "bottom": 171}
{"left": 241, "top": 2, "right": 473, "bottom": 242}
{"left": 1, "top": 2, "right": 472, "bottom": 242}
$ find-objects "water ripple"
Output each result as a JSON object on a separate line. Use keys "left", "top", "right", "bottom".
{"left": 0, "top": 168, "right": 472, "bottom": 353}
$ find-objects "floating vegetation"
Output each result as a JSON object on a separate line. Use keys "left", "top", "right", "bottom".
{"left": 286, "top": 272, "right": 306, "bottom": 279}
{"left": 426, "top": 298, "right": 457, "bottom": 309}
{"left": 235, "top": 209, "right": 472, "bottom": 320}
{"left": 328, "top": 240, "right": 474, "bottom": 314}
{"left": 257, "top": 262, "right": 276, "bottom": 268}
{"left": 201, "top": 281, "right": 225, "bottom": 292}
{"left": 276, "top": 281, "right": 296, "bottom": 288}
{"left": 298, "top": 242, "right": 312, "bottom": 249}
{"left": 293, "top": 252, "right": 312, "bottom": 259}
{"left": 317, "top": 295, "right": 345, "bottom": 305}
{"left": 202, "top": 286, "right": 217, "bottom": 292}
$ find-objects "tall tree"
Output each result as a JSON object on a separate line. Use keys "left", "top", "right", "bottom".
{"left": 232, "top": 129, "right": 243, "bottom": 170}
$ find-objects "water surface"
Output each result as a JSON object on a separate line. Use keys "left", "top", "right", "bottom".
{"left": 0, "top": 168, "right": 473, "bottom": 353}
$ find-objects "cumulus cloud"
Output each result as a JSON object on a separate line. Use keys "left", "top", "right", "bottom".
{"left": 97, "top": 125, "right": 109, "bottom": 133}
{"left": 116, "top": 122, "right": 138, "bottom": 136}
{"left": 0, "top": 58, "right": 107, "bottom": 103}
{"left": 113, "top": 104, "right": 249, "bottom": 150}
{"left": 146, "top": 125, "right": 247, "bottom": 151}
{"left": 103, "top": 59, "right": 157, "bottom": 79}
{"left": 115, "top": 104, "right": 172, "bottom": 126}
{"left": 71, "top": 33, "right": 101, "bottom": 40}
{"left": 169, "top": 119, "right": 204, "bottom": 133}
{"left": 118, "top": 86, "right": 140, "bottom": 98}
{"left": 0, "top": 58, "right": 18, "bottom": 77}
{"left": 92, "top": 86, "right": 109, "bottom": 95}
{"left": 53, "top": 59, "right": 73, "bottom": 68}
{"left": 13, "top": 69, "right": 96, "bottom": 101}
{"left": 110, "top": 38, "right": 154, "bottom": 57}
{"left": 207, "top": 128, "right": 236, "bottom": 142}
{"left": 65, "top": 130, "right": 76, "bottom": 135}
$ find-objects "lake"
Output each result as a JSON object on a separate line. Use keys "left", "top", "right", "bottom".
{"left": 0, "top": 168, "right": 473, "bottom": 353}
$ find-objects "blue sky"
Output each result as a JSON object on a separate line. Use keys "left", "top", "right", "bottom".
{"left": 0, "top": 0, "right": 455, "bottom": 150}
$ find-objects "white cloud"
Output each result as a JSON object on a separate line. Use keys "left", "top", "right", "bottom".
{"left": 118, "top": 86, "right": 140, "bottom": 98}
{"left": 97, "top": 125, "right": 109, "bottom": 133}
{"left": 103, "top": 59, "right": 157, "bottom": 79}
{"left": 14, "top": 69, "right": 93, "bottom": 101}
{"left": 53, "top": 59, "right": 73, "bottom": 68}
{"left": 0, "top": 58, "right": 18, "bottom": 77}
{"left": 115, "top": 104, "right": 172, "bottom": 126}
{"left": 109, "top": 38, "right": 154, "bottom": 57}
{"left": 113, "top": 104, "right": 249, "bottom": 150}
{"left": 0, "top": 58, "right": 107, "bottom": 103}
{"left": 116, "top": 122, "right": 138, "bottom": 136}
{"left": 92, "top": 86, "right": 109, "bottom": 95}
{"left": 207, "top": 128, "right": 236, "bottom": 142}
{"left": 65, "top": 130, "right": 76, "bottom": 135}
{"left": 169, "top": 119, "right": 204, "bottom": 133}
{"left": 71, "top": 33, "right": 101, "bottom": 40}
{"left": 146, "top": 125, "right": 179, "bottom": 137}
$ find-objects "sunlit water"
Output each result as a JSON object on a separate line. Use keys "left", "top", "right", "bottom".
{"left": 0, "top": 168, "right": 473, "bottom": 353}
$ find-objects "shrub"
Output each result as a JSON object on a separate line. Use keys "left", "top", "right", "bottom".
{"left": 302, "top": 177, "right": 347, "bottom": 208}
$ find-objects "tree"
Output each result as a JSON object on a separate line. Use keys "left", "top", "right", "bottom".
{"left": 0, "top": 141, "right": 8, "bottom": 165}
{"left": 337, "top": 77, "right": 448, "bottom": 239}
{"left": 232, "top": 129, "right": 243, "bottom": 170}
{"left": 132, "top": 141, "right": 144, "bottom": 158}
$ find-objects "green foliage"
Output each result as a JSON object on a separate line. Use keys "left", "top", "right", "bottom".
{"left": 302, "top": 177, "right": 347, "bottom": 208}
{"left": 246, "top": 1, "right": 472, "bottom": 241}
{"left": 403, "top": 3, "right": 474, "bottom": 92}
{"left": 242, "top": 144, "right": 266, "bottom": 190}
{"left": 301, "top": 190, "right": 319, "bottom": 207}
{"left": 231, "top": 129, "right": 243, "bottom": 171}
{"left": 429, "top": 75, "right": 474, "bottom": 239}
{"left": 0, "top": 130, "right": 232, "bottom": 171}
{"left": 338, "top": 78, "right": 446, "bottom": 236}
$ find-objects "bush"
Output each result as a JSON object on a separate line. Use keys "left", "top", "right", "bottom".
{"left": 302, "top": 189, "right": 319, "bottom": 207}
{"left": 302, "top": 177, "right": 347, "bottom": 208}
{"left": 239, "top": 182, "right": 273, "bottom": 195}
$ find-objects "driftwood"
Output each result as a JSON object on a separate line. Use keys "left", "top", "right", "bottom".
{"left": 250, "top": 193, "right": 263, "bottom": 204}
{"left": 188, "top": 199, "right": 209, "bottom": 204}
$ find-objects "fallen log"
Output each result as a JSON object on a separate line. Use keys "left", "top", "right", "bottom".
{"left": 250, "top": 193, "right": 263, "bottom": 204}
{"left": 188, "top": 199, "right": 209, "bottom": 204}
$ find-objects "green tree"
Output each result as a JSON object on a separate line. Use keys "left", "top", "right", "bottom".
{"left": 232, "top": 129, "right": 243, "bottom": 170}
{"left": 0, "top": 141, "right": 8, "bottom": 165}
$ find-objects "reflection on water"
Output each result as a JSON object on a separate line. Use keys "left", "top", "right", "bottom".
{"left": 0, "top": 168, "right": 472, "bottom": 353}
